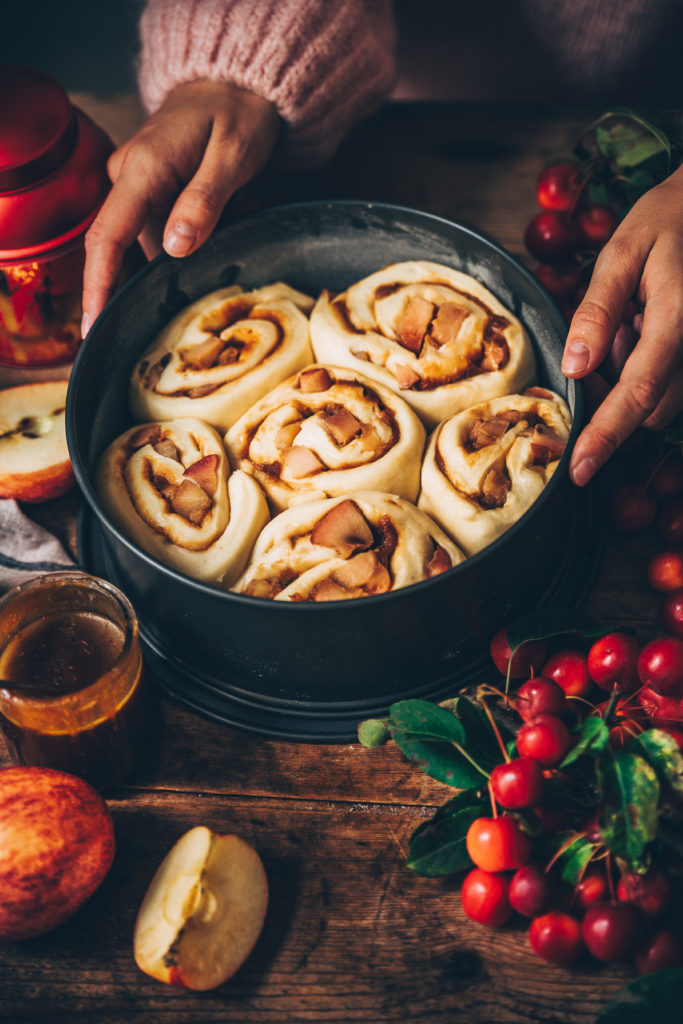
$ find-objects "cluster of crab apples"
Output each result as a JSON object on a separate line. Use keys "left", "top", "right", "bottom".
{"left": 524, "top": 161, "right": 619, "bottom": 321}
{"left": 457, "top": 627, "right": 683, "bottom": 971}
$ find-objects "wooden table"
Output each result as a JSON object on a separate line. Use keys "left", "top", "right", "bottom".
{"left": 0, "top": 97, "right": 667, "bottom": 1023}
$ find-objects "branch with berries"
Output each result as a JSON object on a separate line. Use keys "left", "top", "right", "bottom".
{"left": 358, "top": 608, "right": 683, "bottom": 984}
{"left": 525, "top": 108, "right": 682, "bottom": 323}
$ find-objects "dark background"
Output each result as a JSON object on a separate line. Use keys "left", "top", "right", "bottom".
{"left": 1, "top": 0, "right": 141, "bottom": 94}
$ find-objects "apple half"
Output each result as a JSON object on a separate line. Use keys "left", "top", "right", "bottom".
{"left": 0, "top": 380, "right": 75, "bottom": 502}
{"left": 134, "top": 826, "right": 268, "bottom": 990}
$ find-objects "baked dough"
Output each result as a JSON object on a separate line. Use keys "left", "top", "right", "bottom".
{"left": 418, "top": 387, "right": 571, "bottom": 555}
{"left": 225, "top": 364, "right": 426, "bottom": 512}
{"left": 129, "top": 283, "right": 314, "bottom": 431}
{"left": 233, "top": 490, "right": 465, "bottom": 601}
{"left": 97, "top": 418, "right": 269, "bottom": 584}
{"left": 310, "top": 260, "right": 536, "bottom": 427}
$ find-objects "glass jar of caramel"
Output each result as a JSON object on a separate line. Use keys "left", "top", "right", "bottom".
{"left": 0, "top": 571, "right": 157, "bottom": 789}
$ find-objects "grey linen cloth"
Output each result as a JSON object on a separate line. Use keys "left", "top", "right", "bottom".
{"left": 0, "top": 499, "right": 75, "bottom": 595}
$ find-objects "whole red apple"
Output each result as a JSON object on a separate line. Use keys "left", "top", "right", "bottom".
{"left": 0, "top": 766, "right": 115, "bottom": 940}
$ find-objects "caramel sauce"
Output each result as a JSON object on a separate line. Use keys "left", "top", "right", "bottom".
{"left": 0, "top": 611, "right": 124, "bottom": 697}
{"left": 0, "top": 592, "right": 156, "bottom": 790}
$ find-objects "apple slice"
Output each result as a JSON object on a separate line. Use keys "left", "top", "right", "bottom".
{"left": 134, "top": 826, "right": 268, "bottom": 991}
{"left": 0, "top": 380, "right": 75, "bottom": 502}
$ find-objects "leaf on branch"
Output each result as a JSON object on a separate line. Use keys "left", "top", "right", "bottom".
{"left": 630, "top": 729, "right": 683, "bottom": 798}
{"left": 407, "top": 789, "right": 488, "bottom": 877}
{"left": 561, "top": 717, "right": 610, "bottom": 768}
{"left": 389, "top": 700, "right": 467, "bottom": 745}
{"left": 451, "top": 696, "right": 504, "bottom": 773}
{"left": 596, "top": 968, "right": 683, "bottom": 1024}
{"left": 392, "top": 729, "right": 486, "bottom": 789}
{"left": 554, "top": 833, "right": 596, "bottom": 887}
{"left": 598, "top": 749, "right": 660, "bottom": 866}
{"left": 577, "top": 108, "right": 671, "bottom": 172}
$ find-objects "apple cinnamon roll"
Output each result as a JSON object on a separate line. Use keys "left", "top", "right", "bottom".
{"left": 224, "top": 364, "right": 426, "bottom": 512}
{"left": 97, "top": 418, "right": 269, "bottom": 585}
{"left": 310, "top": 261, "right": 536, "bottom": 427}
{"left": 418, "top": 387, "right": 571, "bottom": 556}
{"left": 129, "top": 283, "right": 314, "bottom": 431}
{"left": 233, "top": 490, "right": 465, "bottom": 601}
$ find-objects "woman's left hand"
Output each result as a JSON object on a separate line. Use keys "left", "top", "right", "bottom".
{"left": 562, "top": 163, "right": 683, "bottom": 485}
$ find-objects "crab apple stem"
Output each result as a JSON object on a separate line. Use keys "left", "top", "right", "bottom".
{"left": 480, "top": 695, "right": 511, "bottom": 763}
{"left": 545, "top": 830, "right": 591, "bottom": 874}
{"left": 488, "top": 778, "right": 499, "bottom": 818}
{"left": 602, "top": 684, "right": 621, "bottom": 726}
{"left": 606, "top": 853, "right": 616, "bottom": 902}
{"left": 451, "top": 741, "right": 490, "bottom": 780}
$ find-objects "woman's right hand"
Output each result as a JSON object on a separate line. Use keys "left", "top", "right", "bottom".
{"left": 81, "top": 79, "right": 280, "bottom": 336}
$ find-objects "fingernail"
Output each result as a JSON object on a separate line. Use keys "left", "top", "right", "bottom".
{"left": 81, "top": 313, "right": 91, "bottom": 338}
{"left": 571, "top": 456, "right": 600, "bottom": 487}
{"left": 164, "top": 222, "right": 196, "bottom": 257}
{"left": 561, "top": 342, "right": 590, "bottom": 375}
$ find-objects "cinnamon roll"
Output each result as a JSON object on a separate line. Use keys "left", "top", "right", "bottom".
{"left": 418, "top": 387, "right": 571, "bottom": 555}
{"left": 97, "top": 418, "right": 269, "bottom": 584}
{"left": 129, "top": 283, "right": 314, "bottom": 431}
{"left": 224, "top": 364, "right": 426, "bottom": 512}
{"left": 310, "top": 261, "right": 536, "bottom": 427}
{"left": 233, "top": 490, "right": 465, "bottom": 601}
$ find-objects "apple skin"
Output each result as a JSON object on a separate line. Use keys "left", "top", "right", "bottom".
{"left": 0, "top": 380, "right": 76, "bottom": 503}
{"left": 0, "top": 766, "right": 115, "bottom": 940}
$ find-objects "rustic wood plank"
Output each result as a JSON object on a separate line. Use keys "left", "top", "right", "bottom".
{"left": 0, "top": 792, "right": 630, "bottom": 1024}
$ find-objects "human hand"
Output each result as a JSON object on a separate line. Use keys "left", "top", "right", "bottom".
{"left": 81, "top": 80, "right": 280, "bottom": 335}
{"left": 561, "top": 163, "right": 683, "bottom": 485}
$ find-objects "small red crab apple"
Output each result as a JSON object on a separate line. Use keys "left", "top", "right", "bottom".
{"left": 637, "top": 636, "right": 683, "bottom": 696}
{"left": 134, "top": 826, "right": 268, "bottom": 990}
{"left": 460, "top": 867, "right": 513, "bottom": 927}
{"left": 489, "top": 628, "right": 548, "bottom": 678}
{"left": 529, "top": 911, "right": 583, "bottom": 966}
{"left": 542, "top": 649, "right": 593, "bottom": 699}
{"left": 581, "top": 901, "right": 642, "bottom": 962}
{"left": 516, "top": 714, "right": 573, "bottom": 768}
{"left": 587, "top": 632, "right": 640, "bottom": 692}
{"left": 516, "top": 677, "right": 569, "bottom": 721}
{"left": 490, "top": 758, "right": 545, "bottom": 810}
{"left": 465, "top": 815, "right": 533, "bottom": 873}
{"left": 536, "top": 162, "right": 582, "bottom": 212}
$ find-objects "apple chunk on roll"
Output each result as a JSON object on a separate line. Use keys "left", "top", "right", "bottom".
{"left": 310, "top": 261, "right": 536, "bottom": 427}
{"left": 233, "top": 491, "right": 465, "bottom": 601}
{"left": 419, "top": 387, "right": 571, "bottom": 556}
{"left": 225, "top": 364, "right": 426, "bottom": 512}
{"left": 97, "top": 418, "right": 268, "bottom": 585}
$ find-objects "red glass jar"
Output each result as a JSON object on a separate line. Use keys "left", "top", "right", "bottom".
{"left": 0, "top": 67, "right": 114, "bottom": 367}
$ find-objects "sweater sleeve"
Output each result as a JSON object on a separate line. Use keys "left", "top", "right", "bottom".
{"left": 137, "top": 0, "right": 396, "bottom": 166}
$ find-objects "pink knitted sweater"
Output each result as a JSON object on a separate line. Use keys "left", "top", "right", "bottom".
{"left": 138, "top": 0, "right": 396, "bottom": 166}
{"left": 138, "top": 0, "right": 680, "bottom": 166}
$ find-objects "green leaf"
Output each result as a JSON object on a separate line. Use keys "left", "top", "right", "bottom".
{"left": 357, "top": 718, "right": 390, "bottom": 747}
{"left": 598, "top": 749, "right": 660, "bottom": 866}
{"left": 630, "top": 729, "right": 683, "bottom": 798}
{"left": 407, "top": 789, "right": 488, "bottom": 877}
{"left": 552, "top": 833, "right": 597, "bottom": 886}
{"left": 392, "top": 728, "right": 486, "bottom": 789}
{"left": 582, "top": 108, "right": 671, "bottom": 171}
{"left": 389, "top": 700, "right": 467, "bottom": 746}
{"left": 451, "top": 696, "right": 504, "bottom": 773}
{"left": 561, "top": 717, "right": 610, "bottom": 767}
{"left": 596, "top": 969, "right": 683, "bottom": 1024}
{"left": 506, "top": 607, "right": 611, "bottom": 655}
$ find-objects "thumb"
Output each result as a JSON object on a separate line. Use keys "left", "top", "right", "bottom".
{"left": 162, "top": 134, "right": 241, "bottom": 258}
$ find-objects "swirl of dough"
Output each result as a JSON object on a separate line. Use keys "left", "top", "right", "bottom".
{"left": 129, "top": 283, "right": 314, "bottom": 431}
{"left": 310, "top": 260, "right": 536, "bottom": 427}
{"left": 418, "top": 387, "right": 572, "bottom": 556}
{"left": 233, "top": 490, "right": 465, "bottom": 601}
{"left": 225, "top": 364, "right": 426, "bottom": 512}
{"left": 97, "top": 418, "right": 269, "bottom": 584}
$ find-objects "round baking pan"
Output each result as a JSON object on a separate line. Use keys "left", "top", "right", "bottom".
{"left": 67, "top": 200, "right": 596, "bottom": 741}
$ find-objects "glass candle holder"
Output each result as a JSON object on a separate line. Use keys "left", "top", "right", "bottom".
{"left": 0, "top": 571, "right": 157, "bottom": 789}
